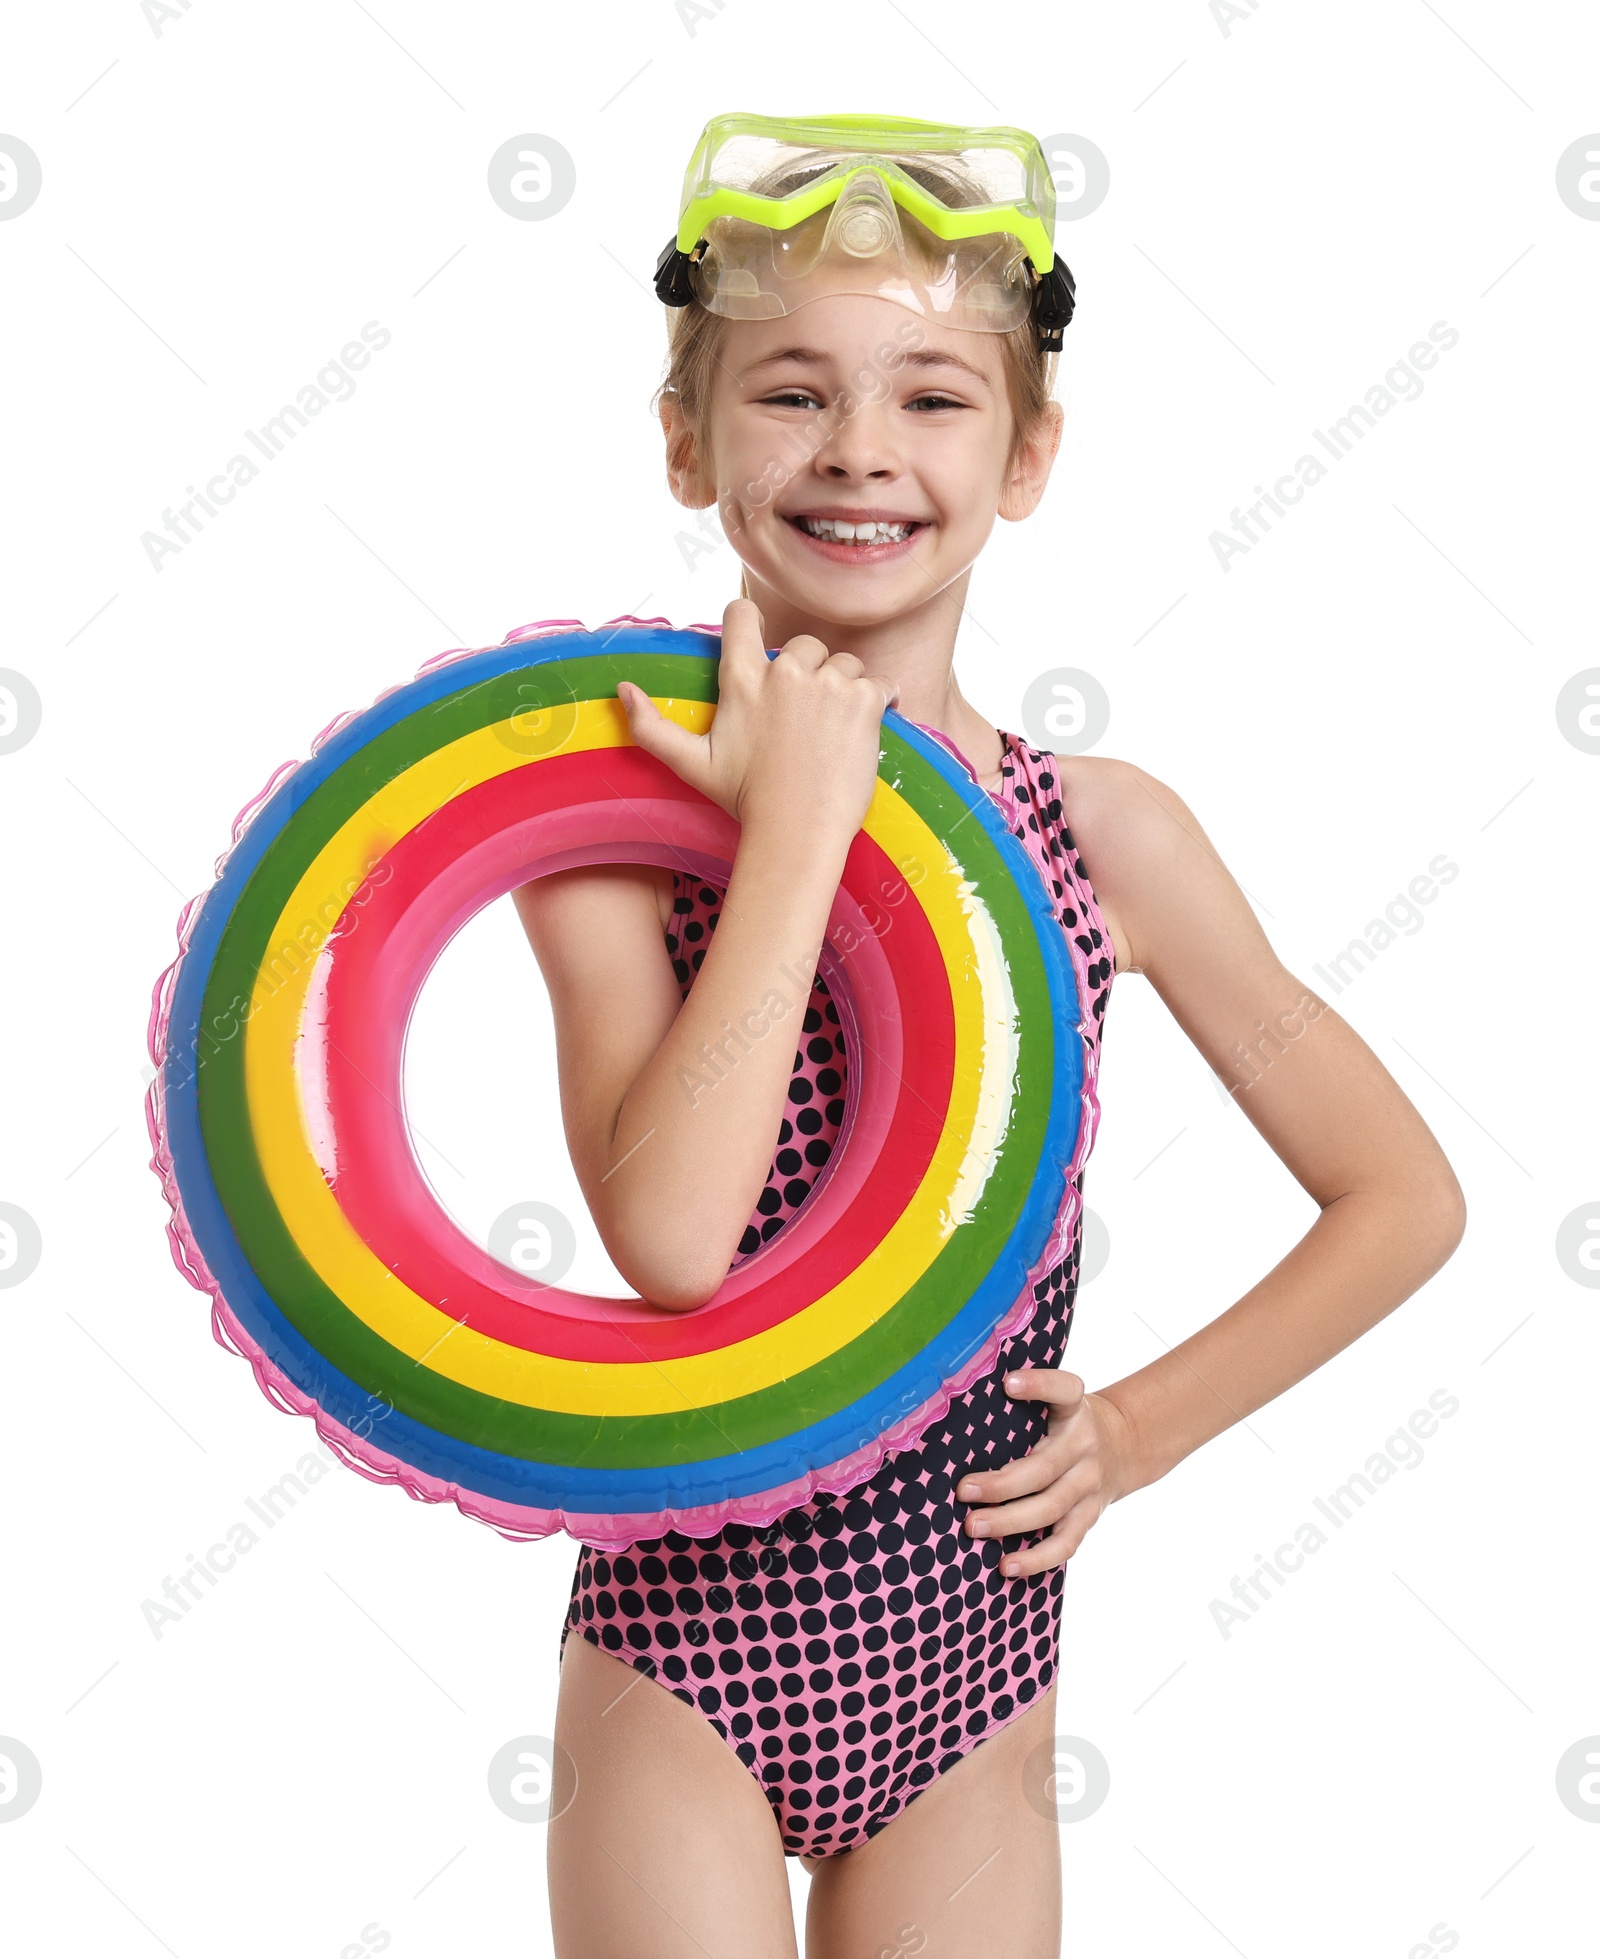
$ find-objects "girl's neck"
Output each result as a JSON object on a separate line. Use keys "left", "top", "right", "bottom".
{"left": 739, "top": 567, "right": 1006, "bottom": 790}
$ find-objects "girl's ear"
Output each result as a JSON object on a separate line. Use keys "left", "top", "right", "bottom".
{"left": 659, "top": 394, "right": 717, "bottom": 510}
{"left": 998, "top": 398, "right": 1065, "bottom": 523}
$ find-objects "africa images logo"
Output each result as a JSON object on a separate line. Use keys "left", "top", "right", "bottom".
{"left": 139, "top": 322, "right": 393, "bottom": 572}
{"left": 1209, "top": 322, "right": 1460, "bottom": 570}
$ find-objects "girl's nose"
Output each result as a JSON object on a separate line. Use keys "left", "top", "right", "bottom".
{"left": 811, "top": 395, "right": 901, "bottom": 478}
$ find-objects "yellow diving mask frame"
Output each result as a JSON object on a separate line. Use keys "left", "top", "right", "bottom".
{"left": 654, "top": 112, "right": 1077, "bottom": 351}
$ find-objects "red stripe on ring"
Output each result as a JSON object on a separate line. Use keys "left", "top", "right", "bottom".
{"left": 310, "top": 744, "right": 956, "bottom": 1363}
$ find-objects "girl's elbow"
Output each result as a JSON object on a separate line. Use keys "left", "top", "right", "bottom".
{"left": 606, "top": 1227, "right": 730, "bottom": 1314}
{"left": 639, "top": 1275, "right": 728, "bottom": 1314}
{"left": 1419, "top": 1171, "right": 1468, "bottom": 1266}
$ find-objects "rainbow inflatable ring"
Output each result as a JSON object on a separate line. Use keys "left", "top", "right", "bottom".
{"left": 147, "top": 617, "right": 1086, "bottom": 1548}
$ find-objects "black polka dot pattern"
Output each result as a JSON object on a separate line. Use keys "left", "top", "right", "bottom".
{"left": 664, "top": 877, "right": 847, "bottom": 1260}
{"left": 560, "top": 729, "right": 1114, "bottom": 1859}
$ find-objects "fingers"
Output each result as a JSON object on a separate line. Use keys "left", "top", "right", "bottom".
{"left": 1003, "top": 1366, "right": 1087, "bottom": 1411}
{"left": 716, "top": 598, "right": 894, "bottom": 711}
{"left": 718, "top": 597, "right": 835, "bottom": 679}
{"left": 717, "top": 597, "right": 770, "bottom": 678}
{"left": 957, "top": 1449, "right": 1059, "bottom": 1507}
{"left": 956, "top": 1369, "right": 1115, "bottom": 1576}
{"left": 996, "top": 1495, "right": 1105, "bottom": 1578}
{"left": 966, "top": 1458, "right": 1104, "bottom": 1544}
{"left": 804, "top": 653, "right": 896, "bottom": 714}
{"left": 773, "top": 632, "right": 831, "bottom": 672}
{"left": 954, "top": 1371, "right": 1086, "bottom": 1506}
{"left": 615, "top": 680, "right": 708, "bottom": 786}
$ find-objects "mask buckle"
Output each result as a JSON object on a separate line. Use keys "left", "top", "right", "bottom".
{"left": 654, "top": 237, "right": 703, "bottom": 308}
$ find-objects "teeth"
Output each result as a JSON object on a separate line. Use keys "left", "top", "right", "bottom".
{"left": 797, "top": 516, "right": 913, "bottom": 544}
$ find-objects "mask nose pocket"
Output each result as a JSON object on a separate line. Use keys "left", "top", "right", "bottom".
{"left": 821, "top": 169, "right": 905, "bottom": 262}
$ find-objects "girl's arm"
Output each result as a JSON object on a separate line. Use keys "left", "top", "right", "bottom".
{"left": 512, "top": 600, "right": 893, "bottom": 1312}
{"left": 513, "top": 825, "right": 849, "bottom": 1311}
{"left": 1072, "top": 756, "right": 1468, "bottom": 1496}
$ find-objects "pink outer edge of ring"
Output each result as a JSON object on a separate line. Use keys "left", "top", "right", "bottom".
{"left": 145, "top": 616, "right": 1098, "bottom": 1549}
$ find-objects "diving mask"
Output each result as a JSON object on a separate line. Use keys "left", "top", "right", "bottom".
{"left": 654, "top": 112, "right": 1077, "bottom": 351}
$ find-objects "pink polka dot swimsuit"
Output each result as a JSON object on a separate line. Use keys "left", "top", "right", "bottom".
{"left": 559, "top": 725, "right": 1114, "bottom": 1859}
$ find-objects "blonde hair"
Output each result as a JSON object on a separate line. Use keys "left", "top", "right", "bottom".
{"left": 653, "top": 148, "right": 1060, "bottom": 481}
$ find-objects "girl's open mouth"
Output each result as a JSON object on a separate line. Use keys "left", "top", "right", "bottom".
{"left": 783, "top": 513, "right": 926, "bottom": 563}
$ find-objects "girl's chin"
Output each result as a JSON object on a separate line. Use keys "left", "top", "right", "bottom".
{"left": 744, "top": 533, "right": 941, "bottom": 605}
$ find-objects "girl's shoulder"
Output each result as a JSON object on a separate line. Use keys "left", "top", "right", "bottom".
{"left": 1045, "top": 751, "right": 1203, "bottom": 981}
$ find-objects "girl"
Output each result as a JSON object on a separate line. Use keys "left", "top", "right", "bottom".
{"left": 514, "top": 114, "right": 1465, "bottom": 1959}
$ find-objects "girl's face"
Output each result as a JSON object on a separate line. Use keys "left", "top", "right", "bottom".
{"left": 670, "top": 292, "right": 1060, "bottom": 633}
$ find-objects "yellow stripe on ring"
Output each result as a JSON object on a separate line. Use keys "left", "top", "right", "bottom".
{"left": 243, "top": 695, "right": 1018, "bottom": 1415}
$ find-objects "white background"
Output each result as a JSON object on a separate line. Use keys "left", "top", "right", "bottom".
{"left": 3, "top": 2, "right": 1597, "bottom": 1954}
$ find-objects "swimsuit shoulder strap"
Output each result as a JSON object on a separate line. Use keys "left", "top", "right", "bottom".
{"left": 995, "top": 729, "right": 1116, "bottom": 1039}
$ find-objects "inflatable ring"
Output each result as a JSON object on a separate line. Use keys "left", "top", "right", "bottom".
{"left": 147, "top": 617, "right": 1085, "bottom": 1547}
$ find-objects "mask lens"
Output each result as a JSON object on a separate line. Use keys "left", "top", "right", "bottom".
{"left": 686, "top": 139, "right": 1042, "bottom": 333}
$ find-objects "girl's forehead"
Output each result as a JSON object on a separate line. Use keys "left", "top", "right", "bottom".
{"left": 718, "top": 295, "right": 1006, "bottom": 386}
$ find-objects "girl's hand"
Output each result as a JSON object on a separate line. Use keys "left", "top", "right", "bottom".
{"left": 615, "top": 597, "right": 899, "bottom": 842}
{"left": 956, "top": 1370, "right": 1137, "bottom": 1579}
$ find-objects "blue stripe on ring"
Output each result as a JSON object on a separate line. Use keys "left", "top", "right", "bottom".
{"left": 159, "top": 626, "right": 1084, "bottom": 1515}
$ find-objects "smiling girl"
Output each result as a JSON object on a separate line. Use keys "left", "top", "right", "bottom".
{"left": 516, "top": 115, "right": 1465, "bottom": 1959}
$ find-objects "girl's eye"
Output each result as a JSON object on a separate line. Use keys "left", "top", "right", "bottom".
{"left": 760, "top": 388, "right": 967, "bottom": 412}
